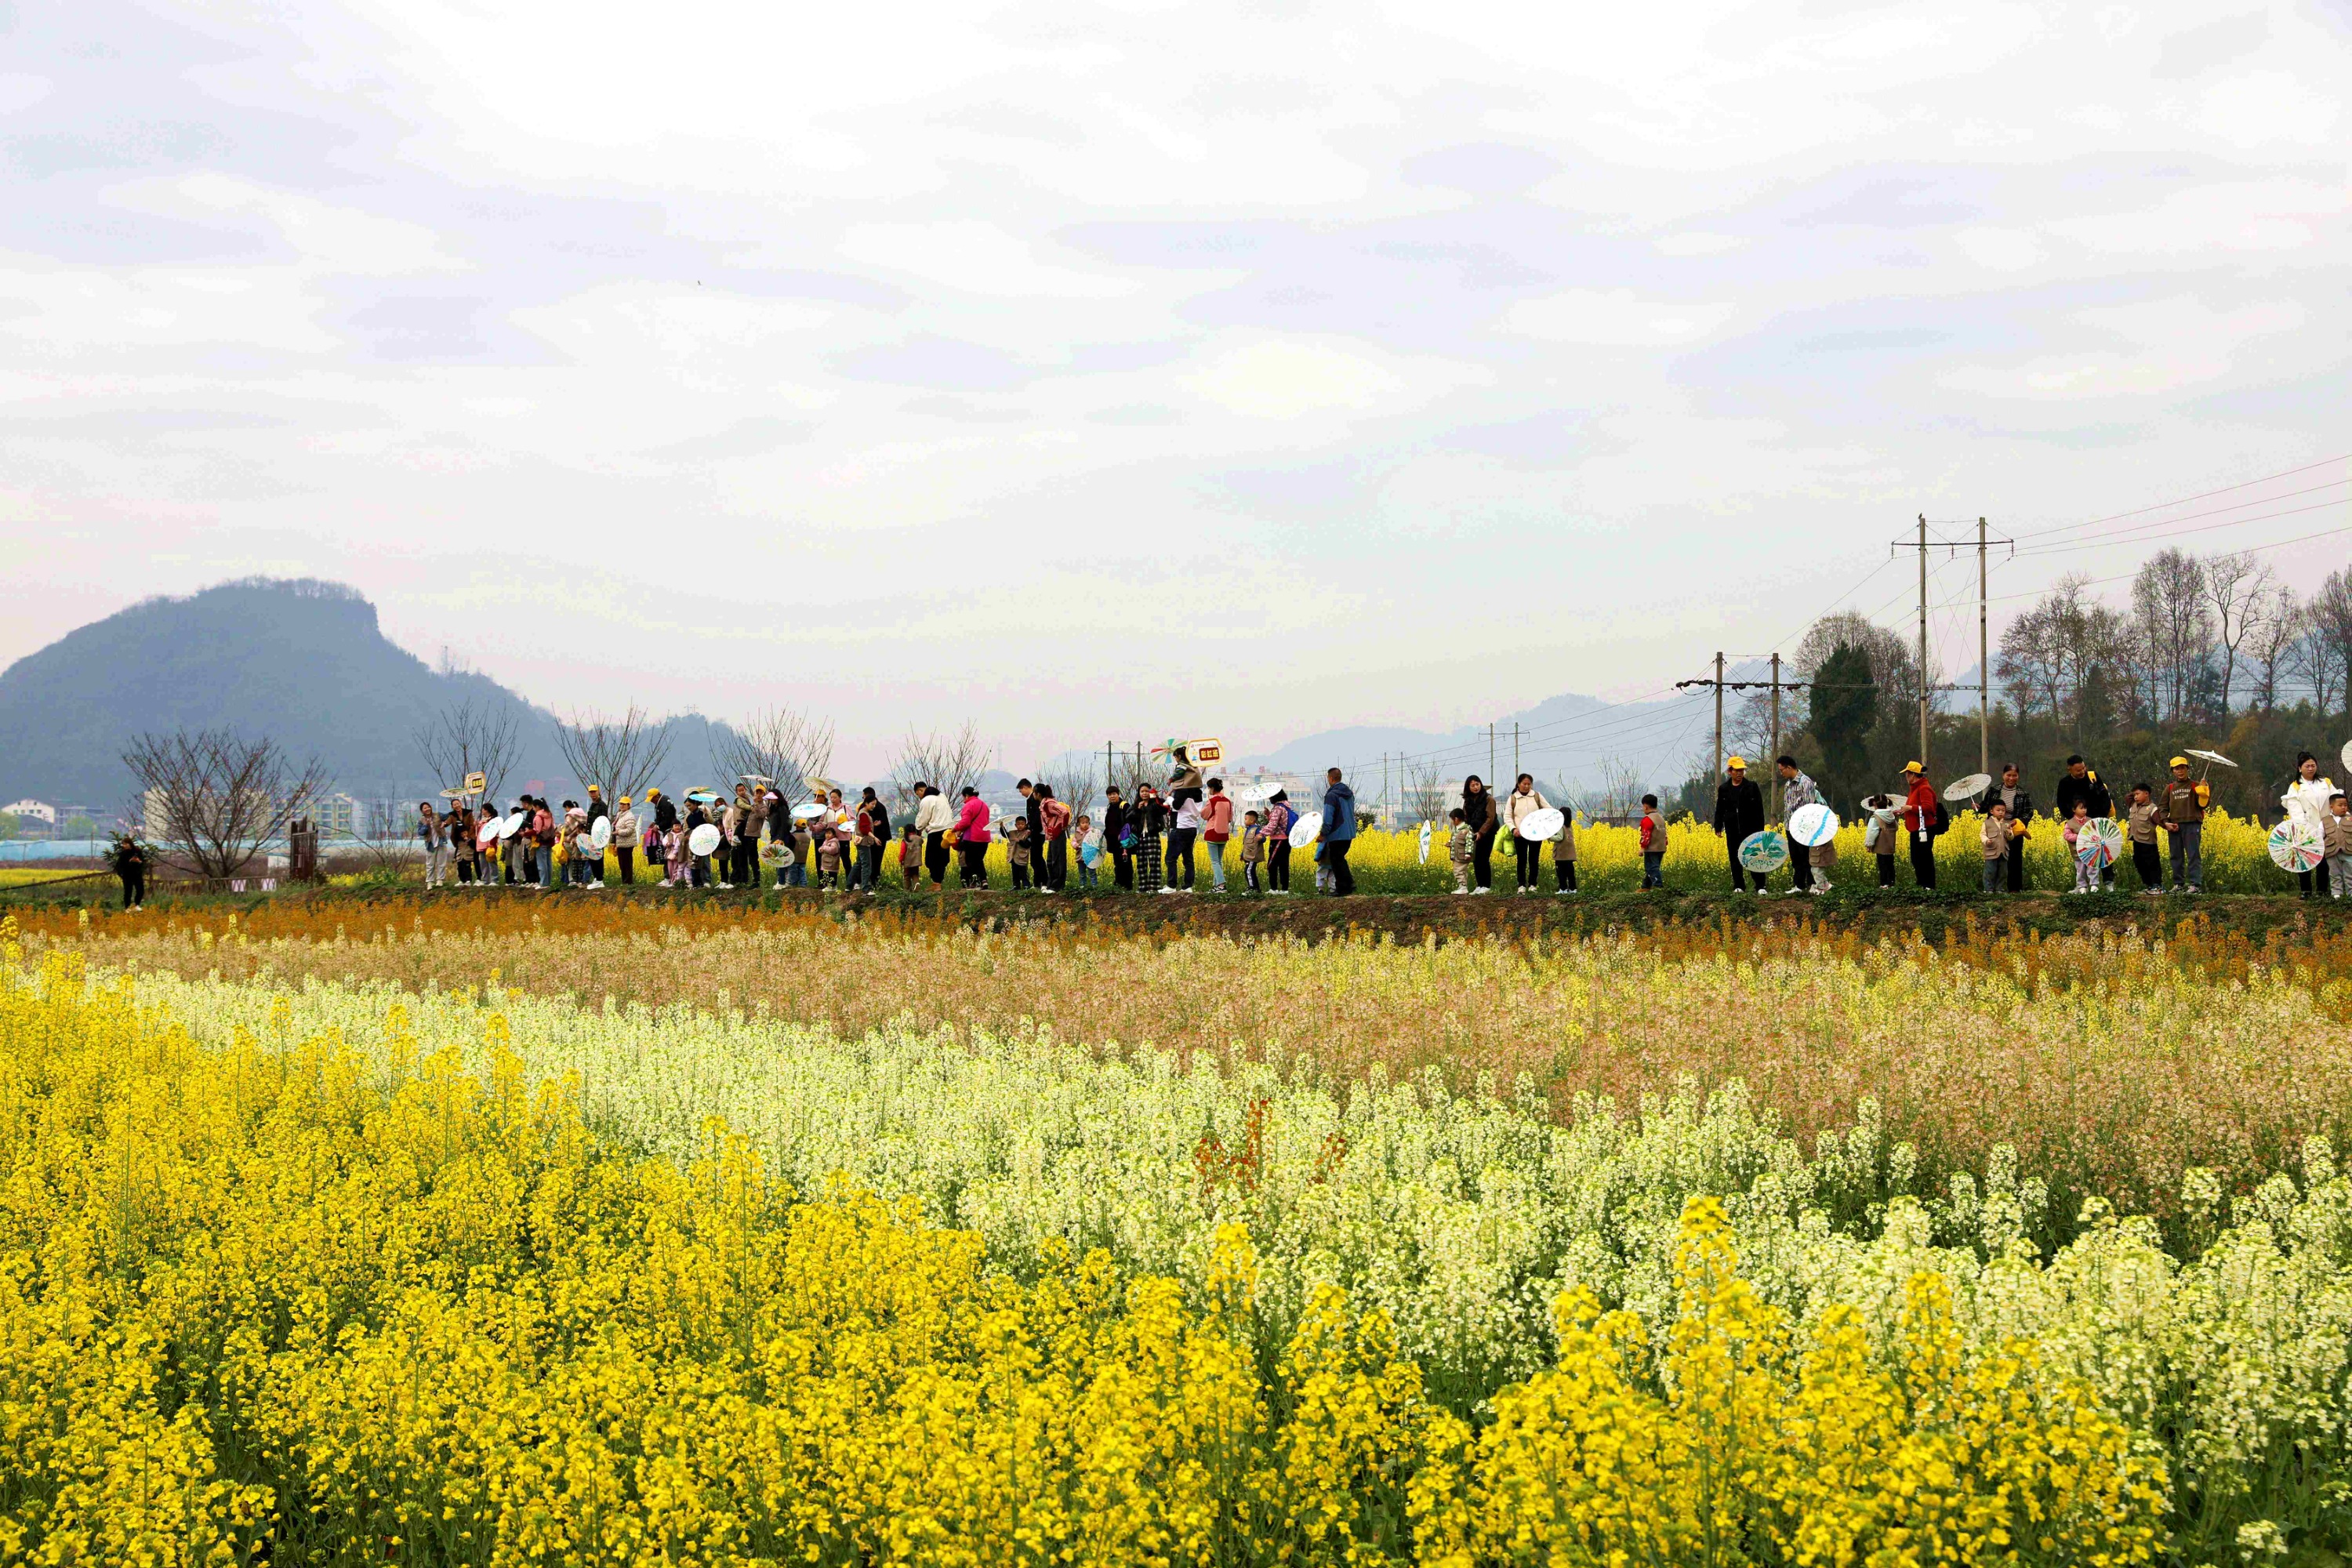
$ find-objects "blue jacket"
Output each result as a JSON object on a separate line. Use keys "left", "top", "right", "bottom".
{"left": 1322, "top": 779, "right": 1357, "bottom": 841}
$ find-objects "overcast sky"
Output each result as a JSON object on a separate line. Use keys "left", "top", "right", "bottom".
{"left": 2, "top": 0, "right": 2346, "bottom": 777}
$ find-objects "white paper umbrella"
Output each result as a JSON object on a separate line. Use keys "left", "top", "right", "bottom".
{"left": 760, "top": 840, "right": 795, "bottom": 866}
{"left": 589, "top": 816, "right": 612, "bottom": 852}
{"left": 2339, "top": 739, "right": 2352, "bottom": 778}
{"left": 2076, "top": 817, "right": 2124, "bottom": 869}
{"left": 792, "top": 802, "right": 827, "bottom": 822}
{"left": 498, "top": 811, "right": 525, "bottom": 840}
{"left": 1515, "top": 806, "right": 1566, "bottom": 841}
{"left": 1738, "top": 830, "right": 1789, "bottom": 874}
{"left": 739, "top": 772, "right": 774, "bottom": 785}
{"left": 1287, "top": 810, "right": 1323, "bottom": 850}
{"left": 2184, "top": 748, "right": 2237, "bottom": 770}
{"left": 1417, "top": 820, "right": 1432, "bottom": 864}
{"left": 474, "top": 820, "right": 501, "bottom": 851}
{"left": 1943, "top": 773, "right": 1992, "bottom": 804}
{"left": 2269, "top": 818, "right": 2325, "bottom": 873}
{"left": 688, "top": 822, "right": 722, "bottom": 858}
{"left": 1788, "top": 803, "right": 1839, "bottom": 847}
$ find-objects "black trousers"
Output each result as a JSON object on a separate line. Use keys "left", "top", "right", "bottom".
{"left": 616, "top": 848, "right": 633, "bottom": 884}
{"left": 1554, "top": 858, "right": 1577, "bottom": 891}
{"left": 1269, "top": 843, "right": 1290, "bottom": 890}
{"left": 1326, "top": 837, "right": 1354, "bottom": 895}
{"left": 960, "top": 841, "right": 988, "bottom": 886}
{"left": 1876, "top": 853, "right": 1896, "bottom": 887}
{"left": 1472, "top": 829, "right": 1496, "bottom": 889}
{"left": 1789, "top": 837, "right": 1813, "bottom": 891}
{"left": 119, "top": 869, "right": 143, "bottom": 907}
{"left": 1046, "top": 836, "right": 1067, "bottom": 891}
{"left": 1725, "top": 832, "right": 1761, "bottom": 891}
{"left": 1513, "top": 837, "right": 1541, "bottom": 889}
{"left": 925, "top": 831, "right": 950, "bottom": 885}
{"left": 2005, "top": 844, "right": 2025, "bottom": 891}
{"left": 2134, "top": 841, "right": 2163, "bottom": 890}
{"left": 1168, "top": 828, "right": 1196, "bottom": 888}
{"left": 1909, "top": 837, "right": 1937, "bottom": 889}
{"left": 1112, "top": 848, "right": 1134, "bottom": 889}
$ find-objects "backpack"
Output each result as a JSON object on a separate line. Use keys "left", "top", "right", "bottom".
{"left": 1929, "top": 799, "right": 1950, "bottom": 837}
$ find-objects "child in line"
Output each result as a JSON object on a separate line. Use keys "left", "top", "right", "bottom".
{"left": 1807, "top": 828, "right": 1835, "bottom": 895}
{"left": 1447, "top": 807, "right": 1473, "bottom": 895}
{"left": 2127, "top": 784, "right": 2163, "bottom": 893}
{"left": 1076, "top": 815, "right": 1100, "bottom": 890}
{"left": 1552, "top": 803, "right": 1578, "bottom": 895}
{"left": 790, "top": 818, "right": 813, "bottom": 888}
{"left": 1005, "top": 815, "right": 1034, "bottom": 890}
{"left": 1861, "top": 793, "right": 1900, "bottom": 887}
{"left": 2326, "top": 793, "right": 2352, "bottom": 898}
{"left": 815, "top": 826, "right": 844, "bottom": 890}
{"left": 661, "top": 822, "right": 688, "bottom": 887}
{"left": 1638, "top": 795, "right": 1668, "bottom": 888}
{"left": 2062, "top": 801, "right": 2097, "bottom": 893}
{"left": 1240, "top": 808, "right": 1266, "bottom": 892}
{"left": 899, "top": 826, "right": 920, "bottom": 891}
{"left": 1980, "top": 799, "right": 2009, "bottom": 892}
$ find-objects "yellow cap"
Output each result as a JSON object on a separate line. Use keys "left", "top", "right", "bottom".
{"left": 1904, "top": 760, "right": 1924, "bottom": 774}
{"left": 2169, "top": 756, "right": 2189, "bottom": 768}
{"left": 619, "top": 796, "right": 631, "bottom": 806}
{"left": 1726, "top": 756, "right": 1747, "bottom": 770}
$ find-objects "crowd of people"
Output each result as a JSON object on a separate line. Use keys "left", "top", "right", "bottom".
{"left": 1708, "top": 749, "right": 2352, "bottom": 897}
{"left": 401, "top": 758, "right": 1415, "bottom": 897}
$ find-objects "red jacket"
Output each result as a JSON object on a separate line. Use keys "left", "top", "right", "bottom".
{"left": 1901, "top": 778, "right": 1938, "bottom": 835}
{"left": 956, "top": 797, "right": 990, "bottom": 844}
{"left": 1640, "top": 812, "right": 1665, "bottom": 853}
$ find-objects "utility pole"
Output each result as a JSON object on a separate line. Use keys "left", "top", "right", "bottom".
{"left": 1916, "top": 514, "right": 1929, "bottom": 768}
{"left": 1978, "top": 516, "right": 1990, "bottom": 780}
{"left": 1714, "top": 652, "right": 1724, "bottom": 779}
{"left": 1105, "top": 739, "right": 1113, "bottom": 798}
{"left": 1489, "top": 723, "right": 1496, "bottom": 786}
{"left": 1512, "top": 722, "right": 1520, "bottom": 782}
{"left": 1769, "top": 653, "right": 1782, "bottom": 820}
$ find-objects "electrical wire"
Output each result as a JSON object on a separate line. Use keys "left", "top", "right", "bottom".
{"left": 2009, "top": 452, "right": 2350, "bottom": 544}
{"left": 2009, "top": 493, "right": 2348, "bottom": 558}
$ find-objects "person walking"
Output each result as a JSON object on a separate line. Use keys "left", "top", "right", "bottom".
{"left": 1038, "top": 785, "right": 1069, "bottom": 893}
{"left": 2284, "top": 751, "right": 2336, "bottom": 897}
{"left": 857, "top": 786, "right": 891, "bottom": 891}
{"left": 1102, "top": 786, "right": 1135, "bottom": 891}
{"left": 1134, "top": 783, "right": 1167, "bottom": 894}
{"left": 1639, "top": 795, "right": 1668, "bottom": 888}
{"left": 1200, "top": 779, "right": 1234, "bottom": 892}
{"left": 1981, "top": 800, "right": 2011, "bottom": 892}
{"left": 110, "top": 832, "right": 146, "bottom": 909}
{"left": 912, "top": 782, "right": 953, "bottom": 889}
{"left": 1860, "top": 793, "right": 1900, "bottom": 887}
{"left": 2326, "top": 792, "right": 2352, "bottom": 898}
{"left": 1712, "top": 758, "right": 1766, "bottom": 893}
{"left": 1264, "top": 789, "right": 1294, "bottom": 895}
{"left": 2156, "top": 755, "right": 2208, "bottom": 895}
{"left": 954, "top": 786, "right": 991, "bottom": 887}
{"left": 417, "top": 801, "right": 448, "bottom": 890}
{"left": 1552, "top": 801, "right": 1578, "bottom": 894}
{"left": 612, "top": 797, "right": 639, "bottom": 885}
{"left": 1166, "top": 786, "right": 1200, "bottom": 894}
{"left": 1899, "top": 762, "right": 1939, "bottom": 890}
{"left": 1319, "top": 767, "right": 1358, "bottom": 895}
{"left": 2126, "top": 783, "right": 2163, "bottom": 893}
{"left": 450, "top": 804, "right": 477, "bottom": 886}
{"left": 1973, "top": 764, "right": 2036, "bottom": 892}
{"left": 1773, "top": 757, "right": 1820, "bottom": 895}
{"left": 2053, "top": 756, "right": 2115, "bottom": 889}
{"left": 1459, "top": 775, "right": 1496, "bottom": 894}
{"left": 1501, "top": 774, "right": 1550, "bottom": 894}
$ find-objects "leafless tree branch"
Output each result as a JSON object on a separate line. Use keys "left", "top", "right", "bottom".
{"left": 551, "top": 706, "right": 673, "bottom": 803}
{"left": 121, "top": 728, "right": 331, "bottom": 880}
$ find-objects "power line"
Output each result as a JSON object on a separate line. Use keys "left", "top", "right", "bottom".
{"left": 2009, "top": 493, "right": 2348, "bottom": 558}
{"left": 1982, "top": 519, "right": 2352, "bottom": 605}
{"left": 2010, "top": 452, "right": 2350, "bottom": 544}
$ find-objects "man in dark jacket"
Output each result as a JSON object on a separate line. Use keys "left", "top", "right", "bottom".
{"left": 1974, "top": 763, "right": 2036, "bottom": 892}
{"left": 2053, "top": 757, "right": 2114, "bottom": 887}
{"left": 1712, "top": 758, "right": 1767, "bottom": 892}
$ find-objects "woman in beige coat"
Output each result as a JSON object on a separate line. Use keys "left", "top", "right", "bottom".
{"left": 1501, "top": 774, "right": 1551, "bottom": 894}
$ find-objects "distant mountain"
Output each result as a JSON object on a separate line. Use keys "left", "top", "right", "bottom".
{"left": 0, "top": 578, "right": 739, "bottom": 809}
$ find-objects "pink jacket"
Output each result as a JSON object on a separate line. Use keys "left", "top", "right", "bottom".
{"left": 1200, "top": 793, "right": 1234, "bottom": 842}
{"left": 956, "top": 797, "right": 991, "bottom": 843}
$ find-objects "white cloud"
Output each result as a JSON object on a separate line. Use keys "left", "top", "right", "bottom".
{"left": 1940, "top": 296, "right": 2306, "bottom": 401}
{"left": 2195, "top": 70, "right": 2340, "bottom": 148}
{"left": 1499, "top": 289, "right": 1735, "bottom": 347}
{"left": 1181, "top": 339, "right": 1412, "bottom": 420}
{"left": 838, "top": 221, "right": 1141, "bottom": 299}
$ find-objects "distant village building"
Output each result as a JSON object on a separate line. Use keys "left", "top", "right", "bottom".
{"left": 2, "top": 799, "right": 57, "bottom": 829}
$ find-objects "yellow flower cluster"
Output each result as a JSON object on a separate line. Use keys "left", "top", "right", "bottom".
{"left": 1414, "top": 1198, "right": 2165, "bottom": 1567}
{"left": 0, "top": 927, "right": 2172, "bottom": 1565}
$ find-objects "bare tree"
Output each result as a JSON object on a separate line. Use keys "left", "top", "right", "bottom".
{"left": 412, "top": 697, "right": 523, "bottom": 802}
{"left": 122, "top": 728, "right": 331, "bottom": 880}
{"left": 889, "top": 723, "right": 992, "bottom": 815}
{"left": 711, "top": 706, "right": 835, "bottom": 807}
{"left": 2306, "top": 567, "right": 2352, "bottom": 721}
{"left": 1795, "top": 611, "right": 1929, "bottom": 729}
{"left": 551, "top": 706, "right": 674, "bottom": 803}
{"left": 2245, "top": 582, "right": 2305, "bottom": 713}
{"left": 2131, "top": 549, "right": 2212, "bottom": 725}
{"left": 1593, "top": 754, "right": 1647, "bottom": 823}
{"left": 2204, "top": 551, "right": 2274, "bottom": 716}
{"left": 1400, "top": 756, "right": 1451, "bottom": 825}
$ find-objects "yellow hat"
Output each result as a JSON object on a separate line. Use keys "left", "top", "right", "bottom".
{"left": 2169, "top": 756, "right": 2189, "bottom": 768}
{"left": 619, "top": 796, "right": 631, "bottom": 806}
{"left": 1726, "top": 756, "right": 1747, "bottom": 770}
{"left": 1903, "top": 760, "right": 1924, "bottom": 774}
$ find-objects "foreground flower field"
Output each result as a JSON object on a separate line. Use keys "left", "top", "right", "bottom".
{"left": 6, "top": 906, "right": 2352, "bottom": 1563}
